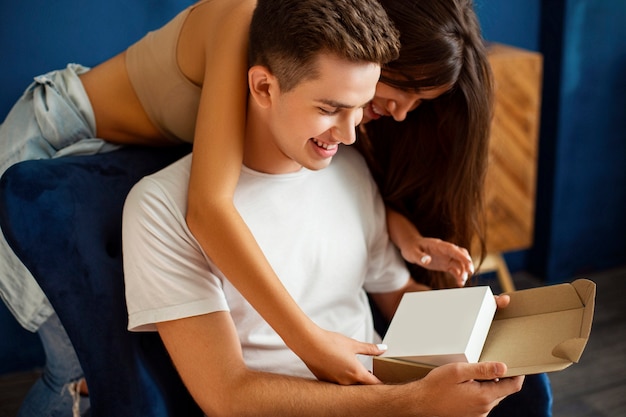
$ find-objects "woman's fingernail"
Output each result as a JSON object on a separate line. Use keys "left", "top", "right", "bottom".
{"left": 420, "top": 255, "right": 431, "bottom": 264}
{"left": 377, "top": 344, "right": 388, "bottom": 351}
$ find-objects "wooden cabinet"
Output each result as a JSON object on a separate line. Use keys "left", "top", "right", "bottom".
{"left": 478, "top": 44, "right": 543, "bottom": 290}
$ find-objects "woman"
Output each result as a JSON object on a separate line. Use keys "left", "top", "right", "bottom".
{"left": 358, "top": 0, "right": 492, "bottom": 290}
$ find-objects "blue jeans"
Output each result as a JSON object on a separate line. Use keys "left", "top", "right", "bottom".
{"left": 17, "top": 313, "right": 90, "bottom": 417}
{"left": 489, "top": 373, "right": 553, "bottom": 417}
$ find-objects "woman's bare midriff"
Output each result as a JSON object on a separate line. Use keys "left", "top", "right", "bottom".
{"left": 79, "top": 52, "right": 178, "bottom": 146}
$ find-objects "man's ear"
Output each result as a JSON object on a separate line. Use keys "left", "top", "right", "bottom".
{"left": 248, "top": 65, "right": 277, "bottom": 109}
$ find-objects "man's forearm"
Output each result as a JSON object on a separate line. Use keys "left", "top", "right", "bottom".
{"left": 209, "top": 368, "right": 416, "bottom": 417}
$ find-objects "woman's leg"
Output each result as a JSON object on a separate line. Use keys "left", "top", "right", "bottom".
{"left": 16, "top": 313, "right": 89, "bottom": 417}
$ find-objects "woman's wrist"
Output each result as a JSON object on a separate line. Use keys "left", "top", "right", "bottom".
{"left": 282, "top": 318, "right": 322, "bottom": 354}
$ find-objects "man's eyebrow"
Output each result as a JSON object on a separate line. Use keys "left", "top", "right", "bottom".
{"left": 316, "top": 96, "right": 375, "bottom": 109}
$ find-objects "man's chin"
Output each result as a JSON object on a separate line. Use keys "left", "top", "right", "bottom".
{"left": 302, "top": 157, "right": 333, "bottom": 172}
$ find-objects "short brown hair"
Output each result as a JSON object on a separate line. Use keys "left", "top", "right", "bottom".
{"left": 249, "top": 0, "right": 400, "bottom": 91}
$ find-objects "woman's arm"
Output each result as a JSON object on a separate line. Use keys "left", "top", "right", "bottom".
{"left": 386, "top": 208, "right": 475, "bottom": 287}
{"left": 185, "top": 0, "right": 381, "bottom": 385}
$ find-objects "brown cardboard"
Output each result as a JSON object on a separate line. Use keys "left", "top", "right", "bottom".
{"left": 374, "top": 279, "right": 596, "bottom": 382}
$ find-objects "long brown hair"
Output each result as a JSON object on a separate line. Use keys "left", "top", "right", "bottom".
{"left": 356, "top": 0, "right": 494, "bottom": 289}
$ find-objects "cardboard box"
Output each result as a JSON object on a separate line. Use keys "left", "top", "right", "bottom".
{"left": 374, "top": 279, "right": 596, "bottom": 382}
{"left": 381, "top": 286, "right": 497, "bottom": 366}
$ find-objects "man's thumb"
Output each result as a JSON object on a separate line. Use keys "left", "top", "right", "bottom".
{"left": 472, "top": 361, "right": 507, "bottom": 381}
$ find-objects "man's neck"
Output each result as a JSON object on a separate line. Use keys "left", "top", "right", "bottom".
{"left": 242, "top": 99, "right": 302, "bottom": 175}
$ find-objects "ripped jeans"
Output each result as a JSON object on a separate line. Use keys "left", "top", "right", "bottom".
{"left": 16, "top": 313, "right": 90, "bottom": 417}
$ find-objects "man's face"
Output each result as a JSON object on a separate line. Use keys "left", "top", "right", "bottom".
{"left": 254, "top": 53, "right": 380, "bottom": 174}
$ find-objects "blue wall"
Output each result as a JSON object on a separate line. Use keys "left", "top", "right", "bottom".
{"left": 477, "top": 0, "right": 626, "bottom": 282}
{"left": 536, "top": 0, "right": 626, "bottom": 281}
{"left": 476, "top": 0, "right": 541, "bottom": 51}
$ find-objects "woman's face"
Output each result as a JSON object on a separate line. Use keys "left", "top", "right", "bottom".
{"left": 362, "top": 77, "right": 451, "bottom": 124}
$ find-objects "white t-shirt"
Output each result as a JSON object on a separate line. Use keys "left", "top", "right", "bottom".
{"left": 123, "top": 146, "right": 409, "bottom": 378}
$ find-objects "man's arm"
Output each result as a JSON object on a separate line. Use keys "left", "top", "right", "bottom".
{"left": 157, "top": 310, "right": 522, "bottom": 417}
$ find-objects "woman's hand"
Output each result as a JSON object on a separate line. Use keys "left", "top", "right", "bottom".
{"left": 401, "top": 236, "right": 474, "bottom": 287}
{"left": 290, "top": 326, "right": 386, "bottom": 385}
{"left": 386, "top": 208, "right": 474, "bottom": 287}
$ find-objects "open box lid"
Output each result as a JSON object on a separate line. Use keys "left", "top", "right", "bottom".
{"left": 374, "top": 279, "right": 596, "bottom": 382}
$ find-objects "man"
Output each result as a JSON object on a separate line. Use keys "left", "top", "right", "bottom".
{"left": 123, "top": 0, "right": 523, "bottom": 415}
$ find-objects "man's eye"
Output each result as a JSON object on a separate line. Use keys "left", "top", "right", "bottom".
{"left": 319, "top": 107, "right": 338, "bottom": 115}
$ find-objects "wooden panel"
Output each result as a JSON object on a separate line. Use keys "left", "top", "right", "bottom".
{"left": 483, "top": 44, "right": 543, "bottom": 254}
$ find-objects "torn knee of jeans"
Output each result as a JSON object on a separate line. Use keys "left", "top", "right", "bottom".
{"left": 64, "top": 378, "right": 87, "bottom": 417}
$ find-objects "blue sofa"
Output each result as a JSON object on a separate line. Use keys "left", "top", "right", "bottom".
{"left": 0, "top": 147, "right": 199, "bottom": 416}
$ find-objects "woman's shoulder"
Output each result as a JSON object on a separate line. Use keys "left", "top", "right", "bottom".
{"left": 177, "top": 0, "right": 254, "bottom": 83}
{"left": 179, "top": 0, "right": 255, "bottom": 54}
{"left": 186, "top": 0, "right": 255, "bottom": 23}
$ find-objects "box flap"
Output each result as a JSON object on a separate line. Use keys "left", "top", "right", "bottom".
{"left": 485, "top": 278, "right": 596, "bottom": 376}
{"left": 572, "top": 279, "right": 596, "bottom": 341}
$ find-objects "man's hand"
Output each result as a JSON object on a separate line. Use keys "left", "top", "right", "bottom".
{"left": 413, "top": 362, "right": 524, "bottom": 417}
{"left": 495, "top": 294, "right": 510, "bottom": 309}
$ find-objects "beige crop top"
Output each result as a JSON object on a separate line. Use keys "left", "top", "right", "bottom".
{"left": 126, "top": 3, "right": 203, "bottom": 143}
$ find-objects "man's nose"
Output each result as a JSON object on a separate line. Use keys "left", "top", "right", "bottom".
{"left": 332, "top": 125, "right": 356, "bottom": 145}
{"left": 332, "top": 113, "right": 360, "bottom": 145}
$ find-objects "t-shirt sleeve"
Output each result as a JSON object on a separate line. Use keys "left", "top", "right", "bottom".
{"left": 355, "top": 157, "right": 410, "bottom": 294}
{"left": 122, "top": 157, "right": 229, "bottom": 332}
{"left": 362, "top": 203, "right": 411, "bottom": 293}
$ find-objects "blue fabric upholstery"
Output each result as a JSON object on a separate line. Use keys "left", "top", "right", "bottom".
{"left": 0, "top": 146, "right": 201, "bottom": 417}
